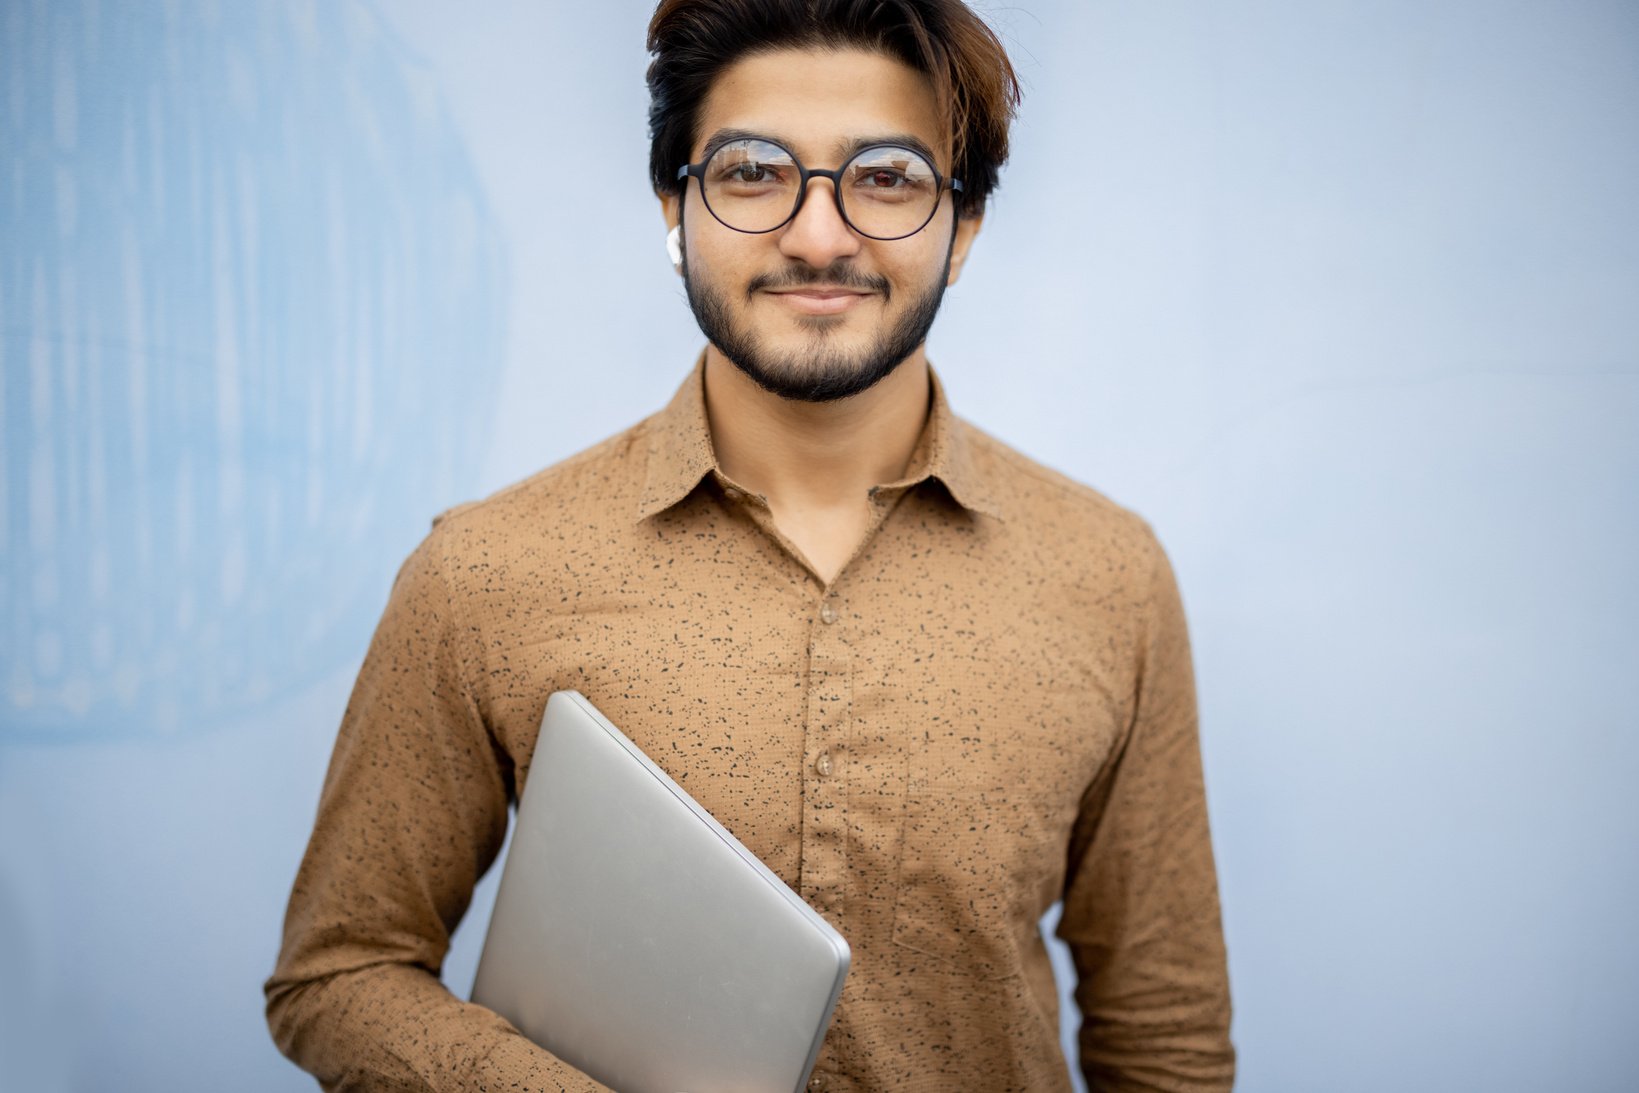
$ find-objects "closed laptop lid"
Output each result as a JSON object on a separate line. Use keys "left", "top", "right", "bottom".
{"left": 472, "top": 690, "right": 850, "bottom": 1093}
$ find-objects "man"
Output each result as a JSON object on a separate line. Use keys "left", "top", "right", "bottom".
{"left": 266, "top": 1, "right": 1235, "bottom": 1089}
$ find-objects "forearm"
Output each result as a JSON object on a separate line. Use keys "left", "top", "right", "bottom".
{"left": 266, "top": 534, "right": 606, "bottom": 1091}
{"left": 1069, "top": 831, "right": 1235, "bottom": 1091}
{"left": 1073, "top": 928, "right": 1235, "bottom": 1092}
{"left": 267, "top": 960, "right": 610, "bottom": 1093}
{"left": 1080, "top": 1048, "right": 1234, "bottom": 1093}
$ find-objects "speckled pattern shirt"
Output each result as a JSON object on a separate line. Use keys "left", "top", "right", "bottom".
{"left": 265, "top": 362, "right": 1234, "bottom": 1093}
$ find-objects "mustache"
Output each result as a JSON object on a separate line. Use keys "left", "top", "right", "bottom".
{"left": 746, "top": 263, "right": 891, "bottom": 298}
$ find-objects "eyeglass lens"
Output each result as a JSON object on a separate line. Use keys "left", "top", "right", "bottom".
{"left": 702, "top": 139, "right": 941, "bottom": 239}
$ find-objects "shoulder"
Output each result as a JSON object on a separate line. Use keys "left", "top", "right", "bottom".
{"left": 952, "top": 417, "right": 1186, "bottom": 652}
{"left": 415, "top": 410, "right": 664, "bottom": 571}
{"left": 954, "top": 415, "right": 1164, "bottom": 562}
{"left": 432, "top": 409, "right": 668, "bottom": 537}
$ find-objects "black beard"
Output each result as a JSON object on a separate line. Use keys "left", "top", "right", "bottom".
{"left": 682, "top": 239, "right": 953, "bottom": 404}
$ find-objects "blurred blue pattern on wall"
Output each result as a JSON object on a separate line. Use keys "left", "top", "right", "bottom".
{"left": 0, "top": 0, "right": 505, "bottom": 741}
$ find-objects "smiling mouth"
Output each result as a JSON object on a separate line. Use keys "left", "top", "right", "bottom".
{"left": 764, "top": 286, "right": 874, "bottom": 315}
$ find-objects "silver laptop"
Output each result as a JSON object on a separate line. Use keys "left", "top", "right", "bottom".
{"left": 471, "top": 690, "right": 850, "bottom": 1093}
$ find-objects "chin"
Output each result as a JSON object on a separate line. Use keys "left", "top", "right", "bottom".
{"left": 686, "top": 262, "right": 945, "bottom": 404}
{"left": 723, "top": 346, "right": 910, "bottom": 404}
{"left": 780, "top": 317, "right": 870, "bottom": 345}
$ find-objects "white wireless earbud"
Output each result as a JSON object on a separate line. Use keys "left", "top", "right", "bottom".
{"left": 666, "top": 225, "right": 683, "bottom": 270}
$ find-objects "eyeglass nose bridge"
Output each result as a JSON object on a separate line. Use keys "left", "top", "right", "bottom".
{"left": 784, "top": 164, "right": 853, "bottom": 232}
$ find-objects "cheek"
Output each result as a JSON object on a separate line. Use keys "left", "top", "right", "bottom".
{"left": 681, "top": 190, "right": 717, "bottom": 264}
{"left": 895, "top": 210, "right": 956, "bottom": 283}
{"left": 887, "top": 239, "right": 951, "bottom": 294}
{"left": 690, "top": 235, "right": 764, "bottom": 290}
{"left": 683, "top": 200, "right": 760, "bottom": 282}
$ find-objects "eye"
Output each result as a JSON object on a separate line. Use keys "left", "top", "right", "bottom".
{"left": 707, "top": 140, "right": 796, "bottom": 191}
{"left": 847, "top": 149, "right": 934, "bottom": 203}
{"left": 863, "top": 168, "right": 907, "bottom": 188}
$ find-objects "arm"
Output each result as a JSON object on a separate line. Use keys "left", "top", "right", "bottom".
{"left": 264, "top": 534, "right": 609, "bottom": 1092}
{"left": 1057, "top": 531, "right": 1235, "bottom": 1092}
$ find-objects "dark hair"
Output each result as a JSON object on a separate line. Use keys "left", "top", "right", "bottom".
{"left": 646, "top": 0, "right": 1020, "bottom": 219}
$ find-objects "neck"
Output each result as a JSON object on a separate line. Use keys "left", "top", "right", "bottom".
{"left": 702, "top": 346, "right": 931, "bottom": 510}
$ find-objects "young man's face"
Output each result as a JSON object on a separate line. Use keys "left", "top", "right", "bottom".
{"left": 665, "top": 47, "right": 982, "bottom": 402}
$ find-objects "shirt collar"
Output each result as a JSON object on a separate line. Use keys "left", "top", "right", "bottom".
{"left": 636, "top": 356, "right": 1005, "bottom": 523}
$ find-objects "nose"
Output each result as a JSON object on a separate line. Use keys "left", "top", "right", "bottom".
{"left": 777, "top": 176, "right": 862, "bottom": 268}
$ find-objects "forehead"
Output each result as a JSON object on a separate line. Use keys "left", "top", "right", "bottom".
{"left": 695, "top": 47, "right": 945, "bottom": 164}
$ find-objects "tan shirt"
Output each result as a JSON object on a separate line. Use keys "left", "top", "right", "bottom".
{"left": 266, "top": 363, "right": 1234, "bottom": 1092}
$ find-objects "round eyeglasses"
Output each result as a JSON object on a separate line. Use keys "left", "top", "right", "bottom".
{"left": 677, "top": 137, "right": 963, "bottom": 241}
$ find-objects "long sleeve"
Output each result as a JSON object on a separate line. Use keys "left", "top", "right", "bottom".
{"left": 264, "top": 534, "right": 609, "bottom": 1092}
{"left": 1057, "top": 532, "right": 1235, "bottom": 1092}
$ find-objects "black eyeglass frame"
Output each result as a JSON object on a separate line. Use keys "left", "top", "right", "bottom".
{"left": 676, "top": 137, "right": 964, "bottom": 242}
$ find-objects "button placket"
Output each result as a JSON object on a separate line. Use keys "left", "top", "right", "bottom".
{"left": 799, "top": 598, "right": 850, "bottom": 919}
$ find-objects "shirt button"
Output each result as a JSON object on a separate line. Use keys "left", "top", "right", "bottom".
{"left": 723, "top": 486, "right": 744, "bottom": 502}
{"left": 814, "top": 751, "right": 834, "bottom": 777}
{"left": 819, "top": 603, "right": 837, "bottom": 625}
{"left": 808, "top": 1074, "right": 825, "bottom": 1091}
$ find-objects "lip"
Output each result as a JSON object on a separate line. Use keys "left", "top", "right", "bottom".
{"left": 764, "top": 287, "right": 874, "bottom": 315}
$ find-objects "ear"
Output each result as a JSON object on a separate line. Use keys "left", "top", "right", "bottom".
{"left": 660, "top": 192, "right": 685, "bottom": 274}
{"left": 946, "top": 213, "right": 984, "bottom": 286}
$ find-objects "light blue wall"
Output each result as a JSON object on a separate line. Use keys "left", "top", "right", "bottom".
{"left": 2, "top": 2, "right": 1635, "bottom": 1090}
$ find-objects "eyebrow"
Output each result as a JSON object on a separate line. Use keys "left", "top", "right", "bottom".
{"left": 698, "top": 127, "right": 943, "bottom": 171}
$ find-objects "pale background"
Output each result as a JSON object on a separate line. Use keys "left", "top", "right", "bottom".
{"left": 2, "top": 1, "right": 1636, "bottom": 1090}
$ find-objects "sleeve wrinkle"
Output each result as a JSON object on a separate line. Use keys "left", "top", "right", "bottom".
{"left": 1057, "top": 525, "right": 1235, "bottom": 1090}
